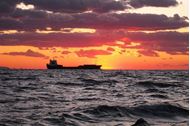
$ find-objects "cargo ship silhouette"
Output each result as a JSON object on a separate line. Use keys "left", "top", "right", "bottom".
{"left": 47, "top": 59, "right": 102, "bottom": 69}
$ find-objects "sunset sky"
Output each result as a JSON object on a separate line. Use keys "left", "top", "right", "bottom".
{"left": 0, "top": 0, "right": 188, "bottom": 69}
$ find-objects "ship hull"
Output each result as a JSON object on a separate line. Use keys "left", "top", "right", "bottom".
{"left": 47, "top": 64, "right": 101, "bottom": 69}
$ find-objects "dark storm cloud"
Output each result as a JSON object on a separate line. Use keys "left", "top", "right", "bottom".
{"left": 0, "top": 0, "right": 180, "bottom": 15}
{"left": 126, "top": 31, "right": 188, "bottom": 43}
{"left": 129, "top": 0, "right": 178, "bottom": 8}
{"left": 0, "top": 0, "right": 126, "bottom": 14}
{"left": 27, "top": 0, "right": 179, "bottom": 12}
{"left": 0, "top": 12, "right": 188, "bottom": 31}
{"left": 0, "top": 0, "right": 187, "bottom": 31}
{"left": 24, "top": 0, "right": 126, "bottom": 13}
{"left": 0, "top": 0, "right": 20, "bottom": 14}
{"left": 0, "top": 31, "right": 188, "bottom": 55}
{"left": 124, "top": 31, "right": 189, "bottom": 55}
{"left": 0, "top": 17, "right": 21, "bottom": 30}
{"left": 0, "top": 31, "right": 123, "bottom": 47}
{"left": 11, "top": 9, "right": 47, "bottom": 19}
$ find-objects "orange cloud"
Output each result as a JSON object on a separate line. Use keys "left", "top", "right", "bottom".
{"left": 62, "top": 50, "right": 71, "bottom": 55}
{"left": 2, "top": 49, "right": 48, "bottom": 59}
{"left": 75, "top": 49, "right": 112, "bottom": 58}
{"left": 107, "top": 47, "right": 115, "bottom": 52}
{"left": 138, "top": 49, "right": 159, "bottom": 57}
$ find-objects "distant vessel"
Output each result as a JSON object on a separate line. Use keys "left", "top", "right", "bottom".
{"left": 47, "top": 59, "right": 102, "bottom": 69}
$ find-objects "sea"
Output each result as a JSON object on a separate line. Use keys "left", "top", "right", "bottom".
{"left": 0, "top": 70, "right": 188, "bottom": 126}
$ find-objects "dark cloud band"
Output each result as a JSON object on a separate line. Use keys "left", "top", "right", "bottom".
{"left": 0, "top": 0, "right": 179, "bottom": 14}
{"left": 0, "top": 31, "right": 188, "bottom": 55}
{"left": 129, "top": 0, "right": 178, "bottom": 8}
{"left": 0, "top": 11, "right": 188, "bottom": 31}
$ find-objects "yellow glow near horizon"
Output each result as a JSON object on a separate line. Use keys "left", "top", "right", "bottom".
{"left": 0, "top": 45, "right": 188, "bottom": 70}
{"left": 36, "top": 28, "right": 96, "bottom": 34}
{"left": 116, "top": 41, "right": 125, "bottom": 45}
{"left": 127, "top": 42, "right": 141, "bottom": 47}
{"left": 16, "top": 2, "right": 35, "bottom": 10}
{"left": 0, "top": 30, "right": 19, "bottom": 34}
{"left": 64, "top": 28, "right": 96, "bottom": 33}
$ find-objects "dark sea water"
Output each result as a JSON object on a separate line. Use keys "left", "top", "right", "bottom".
{"left": 0, "top": 70, "right": 188, "bottom": 126}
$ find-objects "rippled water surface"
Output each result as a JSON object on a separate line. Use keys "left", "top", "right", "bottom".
{"left": 0, "top": 70, "right": 188, "bottom": 126}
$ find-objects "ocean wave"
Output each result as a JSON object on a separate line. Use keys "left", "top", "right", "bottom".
{"left": 80, "top": 78, "right": 118, "bottom": 85}
{"left": 61, "top": 113, "right": 97, "bottom": 123}
{"left": 55, "top": 82, "right": 82, "bottom": 86}
{"left": 130, "top": 104, "right": 188, "bottom": 118}
{"left": 0, "top": 70, "right": 188, "bottom": 126}
{"left": 137, "top": 81, "right": 178, "bottom": 88}
{"left": 1, "top": 77, "right": 36, "bottom": 81}
{"left": 149, "top": 94, "right": 168, "bottom": 99}
{"left": 43, "top": 113, "right": 97, "bottom": 126}
{"left": 76, "top": 97, "right": 101, "bottom": 101}
{"left": 84, "top": 104, "right": 188, "bottom": 119}
{"left": 145, "top": 88, "right": 166, "bottom": 93}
